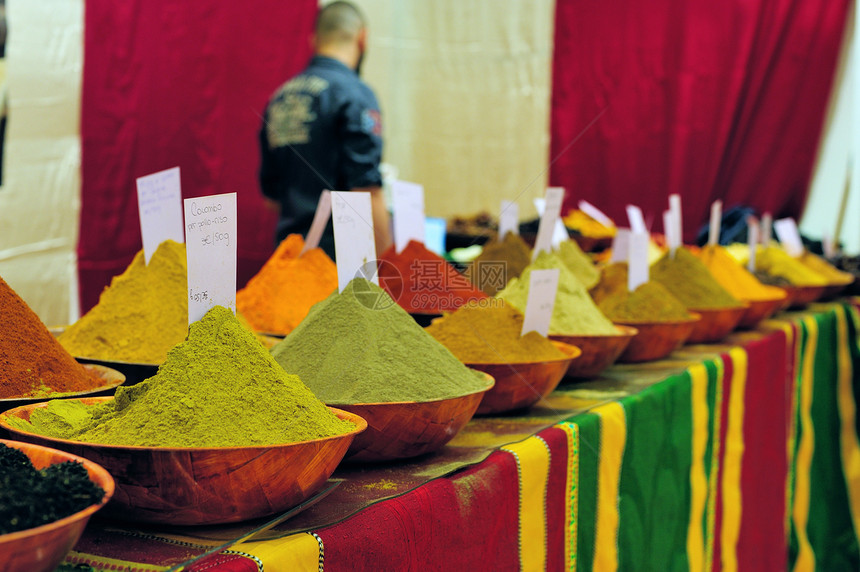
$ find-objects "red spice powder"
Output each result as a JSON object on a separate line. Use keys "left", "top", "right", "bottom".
{"left": 378, "top": 240, "right": 487, "bottom": 314}
{"left": 0, "top": 277, "right": 100, "bottom": 398}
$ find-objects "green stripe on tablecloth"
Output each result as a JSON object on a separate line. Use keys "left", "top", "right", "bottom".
{"left": 575, "top": 412, "right": 600, "bottom": 572}
{"left": 787, "top": 316, "right": 807, "bottom": 571}
{"left": 617, "top": 371, "right": 692, "bottom": 571}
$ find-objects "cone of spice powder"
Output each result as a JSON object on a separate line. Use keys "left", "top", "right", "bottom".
{"left": 650, "top": 248, "right": 743, "bottom": 310}
{"left": 0, "top": 276, "right": 101, "bottom": 399}
{"left": 589, "top": 263, "right": 691, "bottom": 322}
{"left": 471, "top": 232, "right": 532, "bottom": 296}
{"left": 236, "top": 234, "right": 337, "bottom": 335}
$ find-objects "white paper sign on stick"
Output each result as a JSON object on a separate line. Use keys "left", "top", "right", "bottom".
{"left": 708, "top": 200, "right": 722, "bottom": 247}
{"left": 823, "top": 234, "right": 836, "bottom": 259}
{"left": 761, "top": 213, "right": 773, "bottom": 247}
{"left": 669, "top": 194, "right": 683, "bottom": 248}
{"left": 578, "top": 200, "right": 614, "bottom": 228}
{"left": 532, "top": 187, "right": 565, "bottom": 259}
{"left": 136, "top": 167, "right": 184, "bottom": 264}
{"left": 610, "top": 228, "right": 631, "bottom": 263}
{"left": 499, "top": 200, "right": 520, "bottom": 238}
{"left": 774, "top": 218, "right": 804, "bottom": 258}
{"left": 392, "top": 180, "right": 425, "bottom": 254}
{"left": 331, "top": 191, "right": 377, "bottom": 292}
{"left": 184, "top": 192, "right": 237, "bottom": 325}
{"left": 663, "top": 210, "right": 674, "bottom": 250}
{"left": 521, "top": 269, "right": 559, "bottom": 338}
{"left": 746, "top": 216, "right": 759, "bottom": 273}
{"left": 626, "top": 205, "right": 647, "bottom": 235}
{"left": 628, "top": 232, "right": 650, "bottom": 291}
{"left": 301, "top": 190, "right": 332, "bottom": 255}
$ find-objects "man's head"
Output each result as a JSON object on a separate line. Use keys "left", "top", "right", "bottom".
{"left": 314, "top": 2, "right": 367, "bottom": 72}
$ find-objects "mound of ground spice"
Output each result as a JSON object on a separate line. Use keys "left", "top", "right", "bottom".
{"left": 0, "top": 276, "right": 100, "bottom": 399}
{"left": 798, "top": 251, "right": 854, "bottom": 284}
{"left": 695, "top": 245, "right": 787, "bottom": 302}
{"left": 650, "top": 248, "right": 742, "bottom": 310}
{"left": 589, "top": 263, "right": 691, "bottom": 321}
{"left": 378, "top": 240, "right": 488, "bottom": 314}
{"left": 58, "top": 240, "right": 188, "bottom": 364}
{"left": 556, "top": 240, "right": 600, "bottom": 289}
{"left": 472, "top": 232, "right": 532, "bottom": 295}
{"left": 236, "top": 234, "right": 337, "bottom": 335}
{"left": 755, "top": 246, "right": 828, "bottom": 286}
{"left": 425, "top": 300, "right": 565, "bottom": 363}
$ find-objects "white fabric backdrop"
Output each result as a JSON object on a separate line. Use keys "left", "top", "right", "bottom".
{"left": 0, "top": 0, "right": 82, "bottom": 325}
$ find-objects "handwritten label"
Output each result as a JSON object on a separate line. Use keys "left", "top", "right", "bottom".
{"left": 533, "top": 187, "right": 565, "bottom": 259}
{"left": 521, "top": 269, "right": 559, "bottom": 338}
{"left": 774, "top": 217, "right": 804, "bottom": 257}
{"left": 498, "top": 200, "right": 520, "bottom": 238}
{"left": 610, "top": 227, "right": 631, "bottom": 263}
{"left": 184, "top": 193, "right": 237, "bottom": 325}
{"left": 626, "top": 205, "right": 647, "bottom": 235}
{"left": 578, "top": 200, "right": 614, "bottom": 228}
{"left": 708, "top": 200, "right": 722, "bottom": 246}
{"left": 136, "top": 167, "right": 184, "bottom": 264}
{"left": 301, "top": 190, "right": 332, "bottom": 255}
{"left": 747, "top": 215, "right": 759, "bottom": 272}
{"left": 392, "top": 180, "right": 425, "bottom": 254}
{"left": 761, "top": 213, "right": 772, "bottom": 247}
{"left": 628, "top": 232, "right": 650, "bottom": 291}
{"left": 332, "top": 191, "right": 377, "bottom": 292}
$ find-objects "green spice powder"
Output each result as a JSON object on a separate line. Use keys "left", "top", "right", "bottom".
{"left": 590, "top": 263, "right": 691, "bottom": 322}
{"left": 650, "top": 248, "right": 741, "bottom": 310}
{"left": 555, "top": 240, "right": 600, "bottom": 289}
{"left": 12, "top": 306, "right": 352, "bottom": 447}
{"left": 270, "top": 278, "right": 490, "bottom": 404}
{"left": 496, "top": 250, "right": 616, "bottom": 336}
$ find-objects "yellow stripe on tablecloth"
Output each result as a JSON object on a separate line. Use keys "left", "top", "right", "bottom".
{"left": 836, "top": 306, "right": 860, "bottom": 548}
{"left": 557, "top": 421, "right": 580, "bottom": 572}
{"left": 502, "top": 435, "right": 551, "bottom": 572}
{"left": 792, "top": 316, "right": 819, "bottom": 572}
{"left": 705, "top": 357, "right": 725, "bottom": 572}
{"left": 687, "top": 363, "right": 710, "bottom": 572}
{"left": 593, "top": 401, "right": 626, "bottom": 572}
{"left": 721, "top": 347, "right": 747, "bottom": 572}
{"left": 240, "top": 531, "right": 322, "bottom": 572}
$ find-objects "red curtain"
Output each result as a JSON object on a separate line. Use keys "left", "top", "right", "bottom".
{"left": 550, "top": 0, "right": 850, "bottom": 241}
{"left": 79, "top": 1, "right": 317, "bottom": 312}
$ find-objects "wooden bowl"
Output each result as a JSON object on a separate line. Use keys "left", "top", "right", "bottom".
{"left": 782, "top": 285, "right": 826, "bottom": 309}
{"left": 820, "top": 277, "right": 855, "bottom": 300}
{"left": 549, "top": 325, "right": 638, "bottom": 379}
{"left": 613, "top": 314, "right": 701, "bottom": 363}
{"left": 686, "top": 305, "right": 748, "bottom": 343}
{"left": 0, "top": 364, "right": 125, "bottom": 413}
{"left": 737, "top": 294, "right": 788, "bottom": 329}
{"left": 333, "top": 374, "right": 494, "bottom": 462}
{"left": 0, "top": 398, "right": 367, "bottom": 525}
{"left": 465, "top": 341, "right": 581, "bottom": 415}
{"left": 0, "top": 439, "right": 114, "bottom": 572}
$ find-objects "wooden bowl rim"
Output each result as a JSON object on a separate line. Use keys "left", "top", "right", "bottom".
{"left": 739, "top": 291, "right": 789, "bottom": 304}
{"left": 548, "top": 324, "right": 639, "bottom": 340}
{"left": 0, "top": 364, "right": 126, "bottom": 404}
{"left": 328, "top": 371, "right": 495, "bottom": 408}
{"left": 460, "top": 339, "right": 581, "bottom": 366}
{"left": 611, "top": 312, "right": 702, "bottom": 327}
{"left": 0, "top": 438, "right": 115, "bottom": 543}
{"left": 686, "top": 302, "right": 750, "bottom": 315}
{"left": 0, "top": 397, "right": 368, "bottom": 452}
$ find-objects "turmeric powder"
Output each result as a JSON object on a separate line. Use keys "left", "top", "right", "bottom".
{"left": 696, "top": 245, "right": 787, "bottom": 302}
{"left": 236, "top": 234, "right": 337, "bottom": 335}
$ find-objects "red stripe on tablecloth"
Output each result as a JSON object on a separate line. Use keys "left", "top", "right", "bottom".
{"left": 542, "top": 426, "right": 572, "bottom": 572}
{"left": 711, "top": 354, "right": 734, "bottom": 571}
{"left": 315, "top": 449, "right": 520, "bottom": 572}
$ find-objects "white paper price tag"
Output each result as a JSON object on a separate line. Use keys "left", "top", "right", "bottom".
{"left": 578, "top": 200, "right": 614, "bottom": 228}
{"left": 747, "top": 216, "right": 759, "bottom": 272}
{"left": 136, "top": 167, "right": 184, "bottom": 264}
{"left": 626, "top": 205, "right": 647, "bottom": 235}
{"left": 184, "top": 193, "right": 237, "bottom": 325}
{"left": 392, "top": 180, "right": 425, "bottom": 254}
{"left": 332, "top": 191, "right": 378, "bottom": 292}
{"left": 708, "top": 200, "right": 722, "bottom": 247}
{"left": 761, "top": 213, "right": 773, "bottom": 247}
{"left": 773, "top": 218, "right": 804, "bottom": 258}
{"left": 610, "top": 228, "right": 631, "bottom": 263}
{"left": 498, "top": 200, "right": 520, "bottom": 238}
{"left": 667, "top": 194, "right": 682, "bottom": 254}
{"left": 628, "top": 232, "right": 649, "bottom": 291}
{"left": 823, "top": 234, "right": 836, "bottom": 259}
{"left": 301, "top": 190, "right": 333, "bottom": 255}
{"left": 533, "top": 187, "right": 565, "bottom": 259}
{"left": 521, "top": 268, "right": 559, "bottom": 338}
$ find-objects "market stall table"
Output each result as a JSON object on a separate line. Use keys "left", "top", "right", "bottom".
{"left": 48, "top": 301, "right": 860, "bottom": 571}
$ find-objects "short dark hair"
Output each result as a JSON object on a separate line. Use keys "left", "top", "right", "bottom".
{"left": 316, "top": 2, "right": 365, "bottom": 45}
